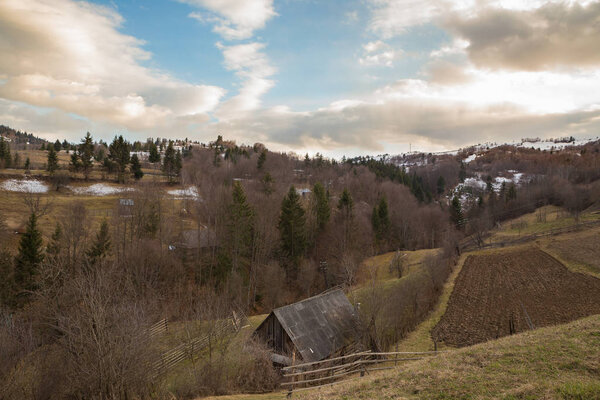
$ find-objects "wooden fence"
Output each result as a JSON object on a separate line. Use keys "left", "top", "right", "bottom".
{"left": 151, "top": 311, "right": 246, "bottom": 377}
{"left": 461, "top": 220, "right": 600, "bottom": 252}
{"left": 281, "top": 350, "right": 441, "bottom": 396}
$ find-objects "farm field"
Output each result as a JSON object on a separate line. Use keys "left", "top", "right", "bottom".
{"left": 541, "top": 227, "right": 600, "bottom": 277}
{"left": 432, "top": 247, "right": 600, "bottom": 347}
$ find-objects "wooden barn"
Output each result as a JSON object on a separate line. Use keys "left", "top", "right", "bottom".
{"left": 255, "top": 289, "right": 363, "bottom": 366}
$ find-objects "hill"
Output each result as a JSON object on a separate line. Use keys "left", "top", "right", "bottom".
{"left": 298, "top": 314, "right": 600, "bottom": 400}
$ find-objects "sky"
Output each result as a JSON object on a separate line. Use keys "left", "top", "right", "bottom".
{"left": 1, "top": 0, "right": 600, "bottom": 157}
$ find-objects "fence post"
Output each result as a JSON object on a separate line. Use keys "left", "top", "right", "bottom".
{"left": 287, "top": 351, "right": 296, "bottom": 398}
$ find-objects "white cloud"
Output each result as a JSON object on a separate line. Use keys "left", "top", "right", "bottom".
{"left": 359, "top": 41, "right": 400, "bottom": 67}
{"left": 215, "top": 42, "right": 276, "bottom": 118}
{"left": 0, "top": 0, "right": 225, "bottom": 136}
{"left": 183, "top": 0, "right": 276, "bottom": 40}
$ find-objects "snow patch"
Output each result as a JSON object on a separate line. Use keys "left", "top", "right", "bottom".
{"left": 70, "top": 184, "right": 135, "bottom": 196}
{"left": 0, "top": 179, "right": 48, "bottom": 193}
{"left": 463, "top": 154, "right": 477, "bottom": 163}
{"left": 167, "top": 186, "right": 200, "bottom": 200}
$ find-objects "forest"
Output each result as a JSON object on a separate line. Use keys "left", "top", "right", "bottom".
{"left": 1, "top": 128, "right": 599, "bottom": 398}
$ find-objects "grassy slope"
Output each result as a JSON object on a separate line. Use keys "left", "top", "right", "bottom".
{"left": 299, "top": 315, "right": 600, "bottom": 400}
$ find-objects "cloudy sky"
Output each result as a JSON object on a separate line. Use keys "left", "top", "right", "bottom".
{"left": 1, "top": 0, "right": 600, "bottom": 156}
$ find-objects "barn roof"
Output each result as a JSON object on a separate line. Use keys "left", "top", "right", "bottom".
{"left": 261, "top": 289, "right": 361, "bottom": 363}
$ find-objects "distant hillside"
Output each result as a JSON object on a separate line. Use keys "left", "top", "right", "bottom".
{"left": 0, "top": 125, "right": 48, "bottom": 146}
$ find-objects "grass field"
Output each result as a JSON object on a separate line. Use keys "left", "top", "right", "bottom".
{"left": 297, "top": 314, "right": 600, "bottom": 400}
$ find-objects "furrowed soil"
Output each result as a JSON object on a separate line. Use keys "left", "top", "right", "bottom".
{"left": 432, "top": 247, "right": 600, "bottom": 347}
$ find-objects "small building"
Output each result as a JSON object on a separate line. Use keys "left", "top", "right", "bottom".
{"left": 255, "top": 289, "right": 363, "bottom": 366}
{"left": 170, "top": 226, "right": 217, "bottom": 260}
{"left": 118, "top": 198, "right": 134, "bottom": 218}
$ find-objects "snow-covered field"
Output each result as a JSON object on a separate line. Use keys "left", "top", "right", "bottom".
{"left": 0, "top": 179, "right": 49, "bottom": 193}
{"left": 463, "top": 154, "right": 477, "bottom": 163}
{"left": 167, "top": 186, "right": 200, "bottom": 200}
{"left": 69, "top": 184, "right": 135, "bottom": 196}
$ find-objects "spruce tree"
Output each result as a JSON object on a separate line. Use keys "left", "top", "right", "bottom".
{"left": 70, "top": 151, "right": 82, "bottom": 172}
{"left": 459, "top": 161, "right": 466, "bottom": 183}
{"left": 53, "top": 139, "right": 61, "bottom": 152}
{"left": 46, "top": 223, "right": 63, "bottom": 261}
{"left": 13, "top": 152, "right": 20, "bottom": 169}
{"left": 257, "top": 150, "right": 267, "bottom": 170}
{"left": 261, "top": 172, "right": 274, "bottom": 195}
{"left": 437, "top": 175, "right": 446, "bottom": 195}
{"left": 14, "top": 213, "right": 44, "bottom": 292}
{"left": 279, "top": 186, "right": 307, "bottom": 268}
{"left": 148, "top": 142, "right": 160, "bottom": 163}
{"left": 507, "top": 183, "right": 517, "bottom": 202}
{"left": 79, "top": 132, "right": 94, "bottom": 179}
{"left": 86, "top": 220, "right": 111, "bottom": 264}
{"left": 162, "top": 141, "right": 178, "bottom": 182}
{"left": 312, "top": 182, "right": 330, "bottom": 231}
{"left": 226, "top": 181, "right": 255, "bottom": 272}
{"left": 108, "top": 135, "right": 130, "bottom": 183}
{"left": 24, "top": 157, "right": 30, "bottom": 172}
{"left": 130, "top": 154, "right": 143, "bottom": 180}
{"left": 337, "top": 188, "right": 355, "bottom": 251}
{"left": 450, "top": 196, "right": 464, "bottom": 229}
{"left": 47, "top": 147, "right": 58, "bottom": 173}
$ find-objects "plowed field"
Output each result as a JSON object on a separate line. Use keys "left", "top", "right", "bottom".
{"left": 432, "top": 248, "right": 600, "bottom": 347}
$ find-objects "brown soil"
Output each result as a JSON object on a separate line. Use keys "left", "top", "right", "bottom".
{"left": 432, "top": 248, "right": 600, "bottom": 347}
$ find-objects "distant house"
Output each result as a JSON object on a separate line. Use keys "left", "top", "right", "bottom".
{"left": 295, "top": 187, "right": 311, "bottom": 198}
{"left": 255, "top": 289, "right": 363, "bottom": 366}
{"left": 170, "top": 226, "right": 217, "bottom": 260}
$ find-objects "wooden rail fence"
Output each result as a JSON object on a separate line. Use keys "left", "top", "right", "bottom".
{"left": 281, "top": 350, "right": 442, "bottom": 396}
{"left": 151, "top": 311, "right": 246, "bottom": 377}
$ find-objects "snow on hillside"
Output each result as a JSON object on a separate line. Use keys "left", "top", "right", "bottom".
{"left": 69, "top": 184, "right": 135, "bottom": 196}
{"left": 0, "top": 179, "right": 48, "bottom": 193}
{"left": 464, "top": 154, "right": 477, "bottom": 163}
{"left": 167, "top": 186, "right": 201, "bottom": 200}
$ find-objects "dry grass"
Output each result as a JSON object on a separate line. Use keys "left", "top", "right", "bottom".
{"left": 296, "top": 314, "right": 600, "bottom": 400}
{"left": 539, "top": 226, "right": 600, "bottom": 279}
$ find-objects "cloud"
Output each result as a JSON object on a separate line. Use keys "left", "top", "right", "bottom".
{"left": 359, "top": 41, "right": 400, "bottom": 67}
{"left": 446, "top": 1, "right": 600, "bottom": 70}
{"left": 215, "top": 42, "right": 276, "bottom": 118}
{"left": 0, "top": 0, "right": 225, "bottom": 136}
{"left": 425, "top": 60, "right": 473, "bottom": 85}
{"left": 183, "top": 0, "right": 276, "bottom": 40}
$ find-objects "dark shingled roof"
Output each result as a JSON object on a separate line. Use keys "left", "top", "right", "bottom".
{"left": 268, "top": 289, "right": 361, "bottom": 363}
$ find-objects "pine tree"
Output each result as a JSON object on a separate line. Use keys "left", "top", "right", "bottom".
{"left": 130, "top": 154, "right": 143, "bottom": 180}
{"left": 312, "top": 182, "right": 330, "bottom": 231}
{"left": 62, "top": 139, "right": 70, "bottom": 150}
{"left": 450, "top": 196, "right": 464, "bottom": 229}
{"left": 46, "top": 223, "right": 63, "bottom": 261}
{"left": 13, "top": 152, "right": 20, "bottom": 169}
{"left": 0, "top": 137, "right": 9, "bottom": 168}
{"left": 486, "top": 175, "right": 493, "bottom": 192}
{"left": 14, "top": 213, "right": 44, "bottom": 292}
{"left": 148, "top": 142, "right": 160, "bottom": 163}
{"left": 459, "top": 161, "right": 466, "bottom": 183}
{"left": 437, "top": 175, "right": 446, "bottom": 195}
{"left": 337, "top": 188, "right": 355, "bottom": 251}
{"left": 226, "top": 182, "right": 255, "bottom": 272}
{"left": 47, "top": 147, "right": 58, "bottom": 173}
{"left": 70, "top": 151, "right": 81, "bottom": 172}
{"left": 507, "top": 183, "right": 517, "bottom": 202}
{"left": 261, "top": 172, "right": 274, "bottom": 195}
{"left": 24, "top": 157, "right": 30, "bottom": 172}
{"left": 53, "top": 139, "right": 61, "bottom": 152}
{"left": 79, "top": 132, "right": 94, "bottom": 179}
{"left": 108, "top": 135, "right": 130, "bottom": 183}
{"left": 175, "top": 150, "right": 182, "bottom": 174}
{"left": 86, "top": 220, "right": 111, "bottom": 264}
{"left": 257, "top": 150, "right": 267, "bottom": 170}
{"left": 279, "top": 186, "right": 307, "bottom": 270}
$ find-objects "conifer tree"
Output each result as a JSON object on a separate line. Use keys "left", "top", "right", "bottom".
{"left": 372, "top": 196, "right": 390, "bottom": 242}
{"left": 24, "top": 157, "right": 30, "bottom": 173}
{"left": 70, "top": 151, "right": 82, "bottom": 172}
{"left": 79, "top": 132, "right": 94, "bottom": 179}
{"left": 437, "top": 175, "right": 446, "bottom": 195}
{"left": 86, "top": 220, "right": 111, "bottom": 264}
{"left": 459, "top": 161, "right": 466, "bottom": 183}
{"left": 226, "top": 182, "right": 255, "bottom": 272}
{"left": 54, "top": 139, "right": 61, "bottom": 152}
{"left": 148, "top": 141, "right": 160, "bottom": 163}
{"left": 312, "top": 182, "right": 330, "bottom": 231}
{"left": 0, "top": 137, "right": 12, "bottom": 168}
{"left": 279, "top": 186, "right": 307, "bottom": 269}
{"left": 46, "top": 223, "right": 63, "bottom": 261}
{"left": 337, "top": 188, "right": 355, "bottom": 251}
{"left": 450, "top": 195, "right": 464, "bottom": 229}
{"left": 12, "top": 152, "right": 20, "bottom": 169}
{"left": 507, "top": 183, "right": 517, "bottom": 202}
{"left": 261, "top": 172, "right": 274, "bottom": 195}
{"left": 162, "top": 141, "right": 179, "bottom": 182}
{"left": 47, "top": 147, "right": 58, "bottom": 173}
{"left": 257, "top": 150, "right": 267, "bottom": 170}
{"left": 130, "top": 154, "right": 143, "bottom": 180}
{"left": 108, "top": 135, "right": 130, "bottom": 183}
{"left": 14, "top": 213, "right": 44, "bottom": 293}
